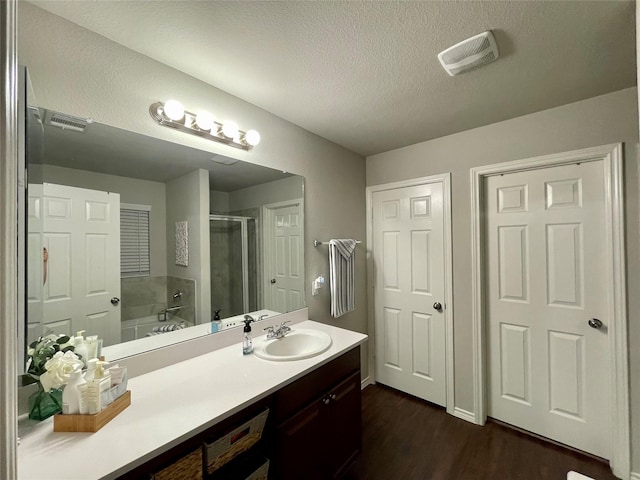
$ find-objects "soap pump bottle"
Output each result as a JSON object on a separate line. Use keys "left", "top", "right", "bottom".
{"left": 211, "top": 309, "right": 222, "bottom": 333}
{"left": 73, "top": 330, "right": 89, "bottom": 368}
{"left": 242, "top": 318, "right": 254, "bottom": 355}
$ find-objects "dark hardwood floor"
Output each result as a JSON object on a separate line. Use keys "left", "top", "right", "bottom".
{"left": 344, "top": 384, "right": 618, "bottom": 480}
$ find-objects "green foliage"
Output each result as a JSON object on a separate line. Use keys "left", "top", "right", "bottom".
{"left": 26, "top": 334, "right": 75, "bottom": 378}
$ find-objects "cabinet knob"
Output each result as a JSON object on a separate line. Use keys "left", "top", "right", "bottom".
{"left": 322, "top": 397, "right": 331, "bottom": 405}
{"left": 330, "top": 393, "right": 336, "bottom": 401}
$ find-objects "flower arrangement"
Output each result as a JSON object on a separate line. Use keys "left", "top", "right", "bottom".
{"left": 26, "top": 334, "right": 83, "bottom": 420}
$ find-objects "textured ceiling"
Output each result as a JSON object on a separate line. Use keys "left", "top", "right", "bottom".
{"left": 30, "top": 1, "right": 636, "bottom": 157}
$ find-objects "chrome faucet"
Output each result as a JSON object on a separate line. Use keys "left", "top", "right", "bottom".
{"left": 264, "top": 321, "right": 292, "bottom": 339}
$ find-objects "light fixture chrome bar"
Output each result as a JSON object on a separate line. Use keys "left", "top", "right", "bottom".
{"left": 149, "top": 101, "right": 257, "bottom": 151}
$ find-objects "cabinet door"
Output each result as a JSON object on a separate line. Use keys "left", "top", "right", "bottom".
{"left": 325, "top": 372, "right": 362, "bottom": 479}
{"left": 276, "top": 398, "right": 324, "bottom": 480}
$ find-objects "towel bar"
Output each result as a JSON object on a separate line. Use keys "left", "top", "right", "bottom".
{"left": 314, "top": 239, "right": 361, "bottom": 247}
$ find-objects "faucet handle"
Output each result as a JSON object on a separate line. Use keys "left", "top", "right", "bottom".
{"left": 258, "top": 314, "right": 269, "bottom": 321}
{"left": 279, "top": 320, "right": 292, "bottom": 332}
{"left": 263, "top": 325, "right": 276, "bottom": 338}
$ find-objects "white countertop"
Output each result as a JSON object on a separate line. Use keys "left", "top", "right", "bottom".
{"left": 17, "top": 320, "right": 367, "bottom": 480}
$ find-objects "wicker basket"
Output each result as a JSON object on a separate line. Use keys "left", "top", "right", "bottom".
{"left": 152, "top": 448, "right": 203, "bottom": 480}
{"left": 246, "top": 458, "right": 269, "bottom": 480}
{"left": 204, "top": 408, "right": 269, "bottom": 474}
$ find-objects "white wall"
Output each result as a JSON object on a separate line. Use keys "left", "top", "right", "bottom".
{"left": 166, "top": 169, "right": 211, "bottom": 325}
{"left": 18, "top": 3, "right": 368, "bottom": 377}
{"left": 367, "top": 87, "right": 640, "bottom": 472}
{"left": 41, "top": 164, "right": 167, "bottom": 276}
{"left": 229, "top": 176, "right": 304, "bottom": 211}
{"left": 210, "top": 190, "right": 230, "bottom": 214}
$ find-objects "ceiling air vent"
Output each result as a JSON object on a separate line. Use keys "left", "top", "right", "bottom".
{"left": 438, "top": 31, "right": 499, "bottom": 76}
{"left": 44, "top": 110, "right": 92, "bottom": 132}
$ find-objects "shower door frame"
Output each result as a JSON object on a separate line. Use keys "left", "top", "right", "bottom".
{"left": 209, "top": 214, "right": 255, "bottom": 315}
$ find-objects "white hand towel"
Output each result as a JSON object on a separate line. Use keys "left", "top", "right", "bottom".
{"left": 329, "top": 239, "right": 357, "bottom": 318}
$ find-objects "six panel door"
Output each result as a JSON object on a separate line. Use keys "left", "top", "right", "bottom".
{"left": 372, "top": 183, "right": 446, "bottom": 406}
{"left": 485, "top": 162, "right": 609, "bottom": 458}
{"left": 40, "top": 183, "right": 121, "bottom": 346}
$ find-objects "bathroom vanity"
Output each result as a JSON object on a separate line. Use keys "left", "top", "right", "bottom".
{"left": 17, "top": 319, "right": 367, "bottom": 480}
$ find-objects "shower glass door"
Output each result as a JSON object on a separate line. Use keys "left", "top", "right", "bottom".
{"left": 209, "top": 215, "right": 257, "bottom": 319}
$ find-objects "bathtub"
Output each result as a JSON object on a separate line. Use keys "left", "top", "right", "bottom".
{"left": 121, "top": 315, "right": 194, "bottom": 342}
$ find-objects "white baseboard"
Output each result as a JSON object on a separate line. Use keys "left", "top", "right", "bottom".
{"left": 629, "top": 472, "right": 640, "bottom": 480}
{"left": 361, "top": 376, "right": 374, "bottom": 390}
{"left": 452, "top": 407, "right": 476, "bottom": 424}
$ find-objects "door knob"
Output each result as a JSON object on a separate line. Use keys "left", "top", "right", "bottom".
{"left": 433, "top": 302, "right": 442, "bottom": 312}
{"left": 110, "top": 297, "right": 120, "bottom": 306}
{"left": 588, "top": 318, "right": 603, "bottom": 329}
{"left": 270, "top": 279, "right": 276, "bottom": 284}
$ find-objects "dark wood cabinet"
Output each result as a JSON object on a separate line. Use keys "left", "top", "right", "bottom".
{"left": 272, "top": 349, "right": 361, "bottom": 479}
{"left": 116, "top": 347, "right": 361, "bottom": 480}
{"left": 323, "top": 372, "right": 362, "bottom": 478}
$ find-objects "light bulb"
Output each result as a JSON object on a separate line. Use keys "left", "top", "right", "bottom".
{"left": 195, "top": 112, "right": 214, "bottom": 131}
{"left": 221, "top": 120, "right": 238, "bottom": 139}
{"left": 163, "top": 100, "right": 184, "bottom": 121}
{"left": 245, "top": 129, "right": 261, "bottom": 146}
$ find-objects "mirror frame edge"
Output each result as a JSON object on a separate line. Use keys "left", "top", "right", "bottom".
{"left": 1, "top": 0, "right": 19, "bottom": 478}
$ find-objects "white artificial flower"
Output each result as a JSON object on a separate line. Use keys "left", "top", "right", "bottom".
{"left": 39, "top": 351, "right": 83, "bottom": 392}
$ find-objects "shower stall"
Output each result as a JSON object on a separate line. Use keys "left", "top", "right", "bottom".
{"left": 209, "top": 214, "right": 258, "bottom": 319}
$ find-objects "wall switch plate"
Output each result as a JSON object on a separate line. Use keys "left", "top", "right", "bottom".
{"left": 312, "top": 275, "right": 325, "bottom": 296}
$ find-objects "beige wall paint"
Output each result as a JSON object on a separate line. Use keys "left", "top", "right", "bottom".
{"left": 18, "top": 4, "right": 368, "bottom": 375}
{"left": 166, "top": 169, "right": 211, "bottom": 325}
{"left": 229, "top": 176, "right": 304, "bottom": 211}
{"left": 41, "top": 165, "right": 167, "bottom": 277}
{"left": 210, "top": 190, "right": 230, "bottom": 214}
{"left": 367, "top": 87, "right": 640, "bottom": 471}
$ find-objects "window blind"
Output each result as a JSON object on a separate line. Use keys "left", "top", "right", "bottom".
{"left": 120, "top": 207, "right": 150, "bottom": 277}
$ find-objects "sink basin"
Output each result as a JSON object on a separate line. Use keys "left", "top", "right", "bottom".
{"left": 254, "top": 328, "right": 332, "bottom": 361}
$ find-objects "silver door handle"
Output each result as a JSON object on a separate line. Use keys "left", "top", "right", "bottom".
{"left": 588, "top": 318, "right": 603, "bottom": 329}
{"left": 433, "top": 302, "right": 442, "bottom": 312}
{"left": 270, "top": 279, "right": 276, "bottom": 284}
{"left": 111, "top": 297, "right": 120, "bottom": 306}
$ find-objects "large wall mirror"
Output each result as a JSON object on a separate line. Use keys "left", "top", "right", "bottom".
{"left": 24, "top": 102, "right": 305, "bottom": 364}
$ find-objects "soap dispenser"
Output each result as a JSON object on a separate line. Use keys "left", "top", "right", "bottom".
{"left": 242, "top": 318, "right": 254, "bottom": 355}
{"left": 211, "top": 309, "right": 222, "bottom": 333}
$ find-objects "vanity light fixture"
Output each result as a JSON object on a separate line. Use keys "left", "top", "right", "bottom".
{"left": 149, "top": 100, "right": 261, "bottom": 150}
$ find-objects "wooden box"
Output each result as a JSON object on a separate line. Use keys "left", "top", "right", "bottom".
{"left": 53, "top": 390, "right": 131, "bottom": 433}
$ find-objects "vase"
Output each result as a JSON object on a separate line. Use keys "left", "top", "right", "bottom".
{"left": 28, "top": 383, "right": 63, "bottom": 421}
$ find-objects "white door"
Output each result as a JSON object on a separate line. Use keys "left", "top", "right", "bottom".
{"left": 265, "top": 201, "right": 305, "bottom": 313}
{"left": 486, "top": 162, "right": 609, "bottom": 457}
{"left": 27, "top": 184, "right": 44, "bottom": 345}
{"left": 372, "top": 183, "right": 446, "bottom": 406}
{"left": 40, "top": 183, "right": 121, "bottom": 346}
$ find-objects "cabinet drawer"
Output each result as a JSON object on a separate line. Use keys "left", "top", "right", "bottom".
{"left": 273, "top": 346, "right": 360, "bottom": 423}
